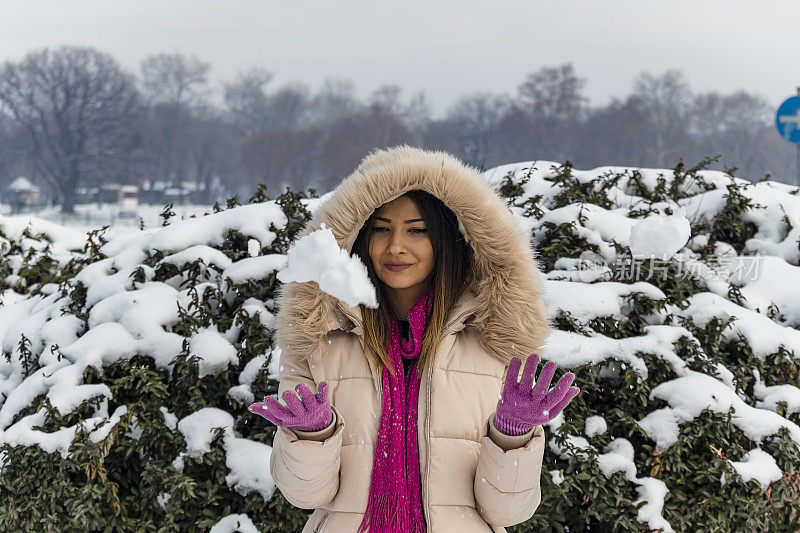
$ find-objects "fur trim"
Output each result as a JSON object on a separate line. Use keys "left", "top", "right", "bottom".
{"left": 274, "top": 145, "right": 552, "bottom": 365}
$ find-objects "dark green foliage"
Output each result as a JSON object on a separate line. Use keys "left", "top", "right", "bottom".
{"left": 535, "top": 218, "right": 602, "bottom": 273}
{"left": 709, "top": 177, "right": 765, "bottom": 255}
{"left": 545, "top": 161, "right": 620, "bottom": 210}
{"left": 499, "top": 164, "right": 546, "bottom": 220}
{"left": 626, "top": 156, "right": 720, "bottom": 206}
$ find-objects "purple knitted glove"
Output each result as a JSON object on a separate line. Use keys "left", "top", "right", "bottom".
{"left": 248, "top": 382, "right": 333, "bottom": 432}
{"left": 494, "top": 355, "right": 579, "bottom": 436}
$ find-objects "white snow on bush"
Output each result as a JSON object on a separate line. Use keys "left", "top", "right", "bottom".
{"left": 0, "top": 215, "right": 88, "bottom": 257}
{"left": 596, "top": 438, "right": 673, "bottom": 532}
{"left": 209, "top": 513, "right": 260, "bottom": 533}
{"left": 543, "top": 323, "right": 696, "bottom": 379}
{"left": 230, "top": 351, "right": 277, "bottom": 405}
{"left": 728, "top": 255, "right": 800, "bottom": 327}
{"left": 144, "top": 203, "right": 284, "bottom": 254}
{"left": 585, "top": 415, "right": 607, "bottom": 437}
{"left": 543, "top": 280, "right": 665, "bottom": 324}
{"left": 247, "top": 238, "right": 261, "bottom": 258}
{"left": 629, "top": 211, "right": 691, "bottom": 260}
{"left": 667, "top": 292, "right": 800, "bottom": 359}
{"left": 189, "top": 326, "right": 239, "bottom": 378}
{"left": 724, "top": 448, "right": 783, "bottom": 490}
{"left": 597, "top": 438, "right": 637, "bottom": 479}
{"left": 548, "top": 435, "right": 593, "bottom": 460}
{"left": 0, "top": 202, "right": 290, "bottom": 503}
{"left": 175, "top": 407, "right": 275, "bottom": 500}
{"left": 156, "top": 492, "right": 172, "bottom": 511}
{"left": 753, "top": 369, "right": 800, "bottom": 416}
{"left": 635, "top": 478, "right": 672, "bottom": 533}
{"left": 158, "top": 245, "right": 233, "bottom": 271}
{"left": 222, "top": 255, "right": 287, "bottom": 285}
{"left": 639, "top": 371, "right": 800, "bottom": 450}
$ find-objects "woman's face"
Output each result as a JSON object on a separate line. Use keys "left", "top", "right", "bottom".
{"left": 368, "top": 195, "right": 435, "bottom": 312}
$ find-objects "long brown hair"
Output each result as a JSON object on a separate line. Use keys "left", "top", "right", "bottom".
{"left": 350, "top": 189, "right": 475, "bottom": 378}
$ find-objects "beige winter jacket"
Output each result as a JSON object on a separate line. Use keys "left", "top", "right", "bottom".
{"left": 270, "top": 146, "right": 552, "bottom": 532}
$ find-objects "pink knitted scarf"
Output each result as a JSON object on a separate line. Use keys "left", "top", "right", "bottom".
{"left": 358, "top": 290, "right": 431, "bottom": 533}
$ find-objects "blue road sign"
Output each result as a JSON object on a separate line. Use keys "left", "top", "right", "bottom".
{"left": 776, "top": 96, "right": 800, "bottom": 143}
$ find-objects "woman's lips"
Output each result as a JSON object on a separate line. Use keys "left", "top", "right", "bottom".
{"left": 385, "top": 263, "right": 412, "bottom": 272}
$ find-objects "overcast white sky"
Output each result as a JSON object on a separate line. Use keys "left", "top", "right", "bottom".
{"left": 1, "top": 0, "right": 797, "bottom": 117}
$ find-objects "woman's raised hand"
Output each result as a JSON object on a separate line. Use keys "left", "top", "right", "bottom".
{"left": 494, "top": 355, "right": 579, "bottom": 435}
{"left": 248, "top": 382, "right": 333, "bottom": 432}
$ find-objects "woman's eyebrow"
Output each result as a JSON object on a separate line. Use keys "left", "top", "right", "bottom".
{"left": 374, "top": 216, "right": 425, "bottom": 224}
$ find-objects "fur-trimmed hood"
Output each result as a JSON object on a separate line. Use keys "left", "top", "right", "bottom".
{"left": 274, "top": 145, "right": 552, "bottom": 366}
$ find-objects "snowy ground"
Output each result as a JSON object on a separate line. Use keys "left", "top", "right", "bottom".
{"left": 0, "top": 201, "right": 218, "bottom": 241}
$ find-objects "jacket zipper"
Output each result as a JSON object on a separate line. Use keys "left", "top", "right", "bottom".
{"left": 423, "top": 309, "right": 473, "bottom": 524}
{"left": 423, "top": 344, "right": 434, "bottom": 526}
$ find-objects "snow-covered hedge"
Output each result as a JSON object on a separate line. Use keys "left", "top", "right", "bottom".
{"left": 0, "top": 187, "right": 319, "bottom": 531}
{"left": 492, "top": 159, "right": 800, "bottom": 532}
{"left": 1, "top": 159, "right": 800, "bottom": 531}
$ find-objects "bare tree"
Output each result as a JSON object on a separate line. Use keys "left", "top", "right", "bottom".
{"left": 369, "top": 84, "right": 404, "bottom": 116}
{"left": 308, "top": 78, "right": 362, "bottom": 127}
{"left": 0, "top": 113, "right": 24, "bottom": 185}
{"left": 138, "top": 52, "right": 213, "bottom": 186}
{"left": 446, "top": 92, "right": 510, "bottom": 168}
{"left": 516, "top": 63, "right": 587, "bottom": 162}
{"left": 0, "top": 46, "right": 139, "bottom": 213}
{"left": 266, "top": 82, "right": 312, "bottom": 130}
{"left": 224, "top": 67, "right": 273, "bottom": 136}
{"left": 632, "top": 69, "right": 692, "bottom": 167}
{"left": 243, "top": 126, "right": 322, "bottom": 191}
{"left": 140, "top": 52, "right": 210, "bottom": 106}
{"left": 362, "top": 84, "right": 415, "bottom": 148}
{"left": 518, "top": 63, "right": 586, "bottom": 124}
{"left": 579, "top": 96, "right": 651, "bottom": 168}
{"left": 139, "top": 101, "right": 195, "bottom": 185}
{"left": 188, "top": 105, "right": 238, "bottom": 203}
{"left": 689, "top": 91, "right": 774, "bottom": 175}
{"left": 402, "top": 90, "right": 432, "bottom": 145}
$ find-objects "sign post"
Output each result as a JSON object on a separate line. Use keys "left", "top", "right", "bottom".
{"left": 775, "top": 89, "right": 800, "bottom": 187}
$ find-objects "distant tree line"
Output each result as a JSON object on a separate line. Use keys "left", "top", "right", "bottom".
{"left": 0, "top": 45, "right": 794, "bottom": 213}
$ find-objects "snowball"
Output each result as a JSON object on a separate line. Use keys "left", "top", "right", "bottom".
{"left": 276, "top": 222, "right": 378, "bottom": 309}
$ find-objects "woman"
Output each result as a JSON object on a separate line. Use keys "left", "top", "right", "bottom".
{"left": 249, "top": 146, "right": 579, "bottom": 532}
